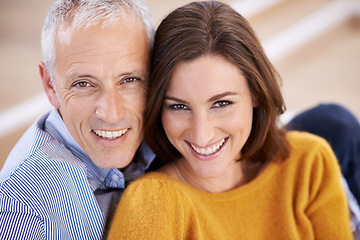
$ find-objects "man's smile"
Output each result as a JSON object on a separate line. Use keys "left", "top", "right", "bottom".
{"left": 92, "top": 128, "right": 129, "bottom": 140}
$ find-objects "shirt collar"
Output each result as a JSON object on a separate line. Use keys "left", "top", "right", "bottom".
{"left": 123, "top": 141, "right": 156, "bottom": 182}
{"left": 45, "top": 108, "right": 155, "bottom": 190}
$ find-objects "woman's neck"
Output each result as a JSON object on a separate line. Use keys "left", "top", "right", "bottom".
{"left": 158, "top": 158, "right": 267, "bottom": 193}
{"left": 160, "top": 159, "right": 247, "bottom": 193}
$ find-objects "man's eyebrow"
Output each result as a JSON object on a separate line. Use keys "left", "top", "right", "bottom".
{"left": 76, "top": 74, "right": 94, "bottom": 79}
{"left": 70, "top": 71, "right": 146, "bottom": 80}
{"left": 116, "top": 71, "right": 146, "bottom": 78}
{"left": 68, "top": 72, "right": 97, "bottom": 80}
{"left": 207, "top": 92, "right": 238, "bottom": 102}
{"left": 76, "top": 73, "right": 140, "bottom": 79}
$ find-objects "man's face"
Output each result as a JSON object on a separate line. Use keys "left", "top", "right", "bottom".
{"left": 44, "top": 16, "right": 150, "bottom": 169}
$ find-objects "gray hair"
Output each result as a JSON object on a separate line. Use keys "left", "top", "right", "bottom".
{"left": 41, "top": 0, "right": 155, "bottom": 81}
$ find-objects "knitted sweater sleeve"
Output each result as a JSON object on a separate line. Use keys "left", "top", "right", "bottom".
{"left": 107, "top": 173, "right": 187, "bottom": 240}
{"left": 303, "top": 136, "right": 353, "bottom": 240}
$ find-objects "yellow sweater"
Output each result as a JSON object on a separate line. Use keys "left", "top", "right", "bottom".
{"left": 107, "top": 132, "right": 353, "bottom": 239}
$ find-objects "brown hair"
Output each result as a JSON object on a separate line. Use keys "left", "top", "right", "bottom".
{"left": 145, "top": 1, "right": 290, "bottom": 163}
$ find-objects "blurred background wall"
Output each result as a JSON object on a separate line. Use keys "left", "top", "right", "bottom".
{"left": 1, "top": 0, "right": 359, "bottom": 169}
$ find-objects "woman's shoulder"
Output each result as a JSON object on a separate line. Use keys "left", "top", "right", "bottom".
{"left": 117, "top": 171, "right": 190, "bottom": 220}
{"left": 128, "top": 171, "right": 176, "bottom": 189}
{"left": 124, "top": 171, "right": 183, "bottom": 199}
{"left": 109, "top": 173, "right": 187, "bottom": 238}
{"left": 285, "top": 131, "right": 339, "bottom": 172}
{"left": 286, "top": 131, "right": 333, "bottom": 155}
{"left": 287, "top": 130, "right": 327, "bottom": 145}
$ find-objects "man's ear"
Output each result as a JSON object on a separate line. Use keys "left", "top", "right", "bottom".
{"left": 39, "top": 61, "right": 60, "bottom": 109}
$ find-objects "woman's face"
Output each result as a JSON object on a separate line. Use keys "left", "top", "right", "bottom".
{"left": 162, "top": 54, "right": 256, "bottom": 180}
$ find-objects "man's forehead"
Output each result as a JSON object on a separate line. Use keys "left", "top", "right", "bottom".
{"left": 56, "top": 15, "right": 139, "bottom": 44}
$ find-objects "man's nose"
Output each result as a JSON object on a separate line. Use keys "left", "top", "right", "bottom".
{"left": 95, "top": 88, "right": 124, "bottom": 124}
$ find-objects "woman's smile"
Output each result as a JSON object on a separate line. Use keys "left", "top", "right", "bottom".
{"left": 186, "top": 137, "right": 228, "bottom": 158}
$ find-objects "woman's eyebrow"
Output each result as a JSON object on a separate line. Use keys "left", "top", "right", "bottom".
{"left": 207, "top": 92, "right": 238, "bottom": 102}
{"left": 164, "top": 92, "right": 239, "bottom": 104}
{"left": 164, "top": 96, "right": 188, "bottom": 104}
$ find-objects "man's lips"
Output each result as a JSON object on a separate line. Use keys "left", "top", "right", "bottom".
{"left": 92, "top": 128, "right": 129, "bottom": 140}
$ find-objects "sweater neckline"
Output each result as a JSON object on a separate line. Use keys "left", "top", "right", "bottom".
{"left": 151, "top": 159, "right": 278, "bottom": 201}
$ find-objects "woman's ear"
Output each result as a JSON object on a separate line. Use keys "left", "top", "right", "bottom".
{"left": 39, "top": 61, "right": 60, "bottom": 109}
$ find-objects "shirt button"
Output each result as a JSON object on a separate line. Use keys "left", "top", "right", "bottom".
{"left": 112, "top": 174, "right": 120, "bottom": 181}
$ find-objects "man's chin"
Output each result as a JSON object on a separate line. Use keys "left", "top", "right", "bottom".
{"left": 91, "top": 154, "right": 134, "bottom": 169}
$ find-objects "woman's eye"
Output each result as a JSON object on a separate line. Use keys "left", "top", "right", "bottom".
{"left": 212, "top": 100, "right": 233, "bottom": 108}
{"left": 169, "top": 104, "right": 189, "bottom": 110}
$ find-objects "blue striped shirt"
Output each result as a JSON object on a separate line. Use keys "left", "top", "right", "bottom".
{"left": 0, "top": 108, "right": 155, "bottom": 239}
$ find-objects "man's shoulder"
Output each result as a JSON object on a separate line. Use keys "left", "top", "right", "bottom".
{"left": 1, "top": 139, "right": 83, "bottom": 187}
{"left": 0, "top": 139, "right": 94, "bottom": 224}
{"left": 1, "top": 137, "right": 86, "bottom": 184}
{"left": 1, "top": 110, "right": 87, "bottom": 184}
{"left": 2, "top": 132, "right": 81, "bottom": 178}
{"left": 1, "top": 112, "right": 52, "bottom": 177}
{"left": 0, "top": 140, "right": 104, "bottom": 239}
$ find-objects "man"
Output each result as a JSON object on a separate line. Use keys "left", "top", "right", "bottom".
{"left": 0, "top": 0, "right": 155, "bottom": 239}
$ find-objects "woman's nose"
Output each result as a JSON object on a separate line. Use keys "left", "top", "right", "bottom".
{"left": 190, "top": 111, "right": 215, "bottom": 147}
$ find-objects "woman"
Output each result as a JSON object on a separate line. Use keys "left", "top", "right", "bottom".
{"left": 108, "top": 1, "right": 353, "bottom": 239}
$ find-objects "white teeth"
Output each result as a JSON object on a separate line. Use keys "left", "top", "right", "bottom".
{"left": 93, "top": 129, "right": 128, "bottom": 139}
{"left": 190, "top": 138, "right": 226, "bottom": 156}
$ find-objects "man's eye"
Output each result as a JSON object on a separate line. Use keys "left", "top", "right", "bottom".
{"left": 123, "top": 77, "right": 139, "bottom": 83}
{"left": 169, "top": 104, "right": 189, "bottom": 110}
{"left": 74, "top": 82, "right": 90, "bottom": 88}
{"left": 212, "top": 100, "right": 233, "bottom": 108}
